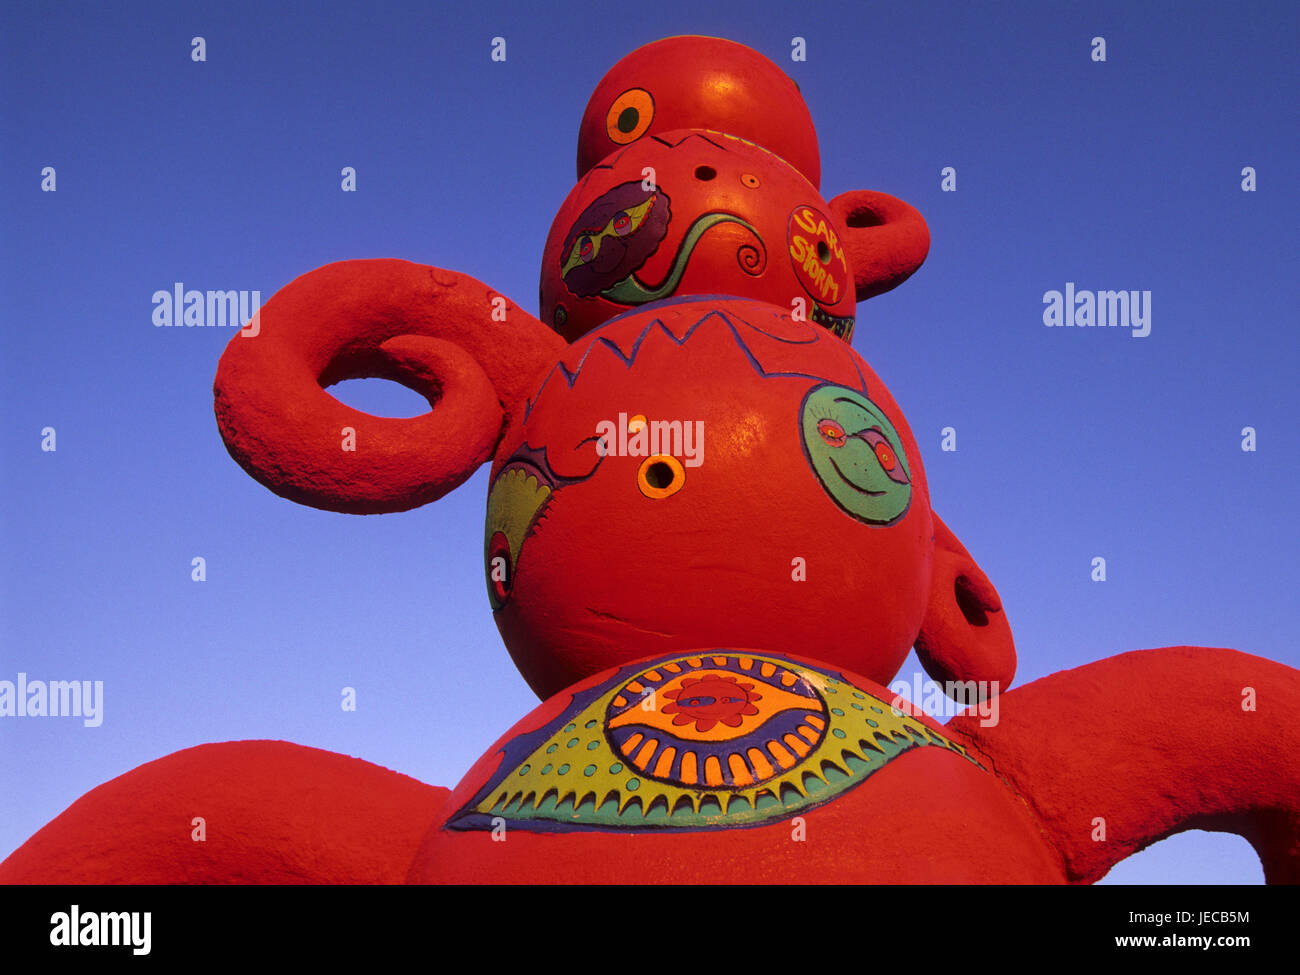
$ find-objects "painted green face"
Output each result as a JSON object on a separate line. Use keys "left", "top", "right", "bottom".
{"left": 799, "top": 383, "right": 912, "bottom": 525}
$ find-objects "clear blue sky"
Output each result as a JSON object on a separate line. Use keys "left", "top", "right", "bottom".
{"left": 2, "top": 0, "right": 1296, "bottom": 883}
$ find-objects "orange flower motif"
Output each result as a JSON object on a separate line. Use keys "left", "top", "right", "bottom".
{"left": 661, "top": 674, "right": 762, "bottom": 732}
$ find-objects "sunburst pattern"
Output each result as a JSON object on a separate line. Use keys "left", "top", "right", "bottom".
{"left": 446, "top": 651, "right": 984, "bottom": 833}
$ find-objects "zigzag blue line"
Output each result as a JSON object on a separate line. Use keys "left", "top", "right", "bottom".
{"left": 524, "top": 297, "right": 868, "bottom": 422}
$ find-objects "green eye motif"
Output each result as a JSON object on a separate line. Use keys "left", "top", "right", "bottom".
{"left": 483, "top": 464, "right": 552, "bottom": 611}
{"left": 799, "top": 383, "right": 912, "bottom": 525}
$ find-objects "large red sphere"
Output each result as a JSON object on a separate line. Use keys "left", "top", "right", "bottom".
{"left": 484, "top": 297, "right": 933, "bottom": 700}
{"left": 576, "top": 36, "right": 821, "bottom": 188}
{"left": 542, "top": 131, "right": 857, "bottom": 343}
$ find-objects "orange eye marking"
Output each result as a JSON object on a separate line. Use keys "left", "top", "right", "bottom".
{"left": 741, "top": 172, "right": 760, "bottom": 188}
{"left": 606, "top": 88, "right": 654, "bottom": 145}
{"left": 874, "top": 441, "right": 897, "bottom": 470}
{"left": 817, "top": 418, "right": 846, "bottom": 447}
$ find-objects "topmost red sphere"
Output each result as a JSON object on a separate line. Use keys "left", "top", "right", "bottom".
{"left": 577, "top": 36, "right": 821, "bottom": 189}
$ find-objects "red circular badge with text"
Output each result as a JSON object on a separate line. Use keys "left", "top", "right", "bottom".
{"left": 787, "top": 204, "right": 855, "bottom": 329}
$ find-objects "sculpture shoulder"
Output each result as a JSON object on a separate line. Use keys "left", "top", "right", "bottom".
{"left": 1, "top": 740, "right": 449, "bottom": 885}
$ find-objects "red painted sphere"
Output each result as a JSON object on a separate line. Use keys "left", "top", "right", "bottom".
{"left": 542, "top": 130, "right": 857, "bottom": 344}
{"left": 576, "top": 36, "right": 821, "bottom": 188}
{"left": 484, "top": 296, "right": 933, "bottom": 700}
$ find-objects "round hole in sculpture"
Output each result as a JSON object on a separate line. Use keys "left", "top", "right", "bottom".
{"left": 327, "top": 377, "right": 433, "bottom": 418}
{"left": 638, "top": 454, "right": 685, "bottom": 499}
{"left": 845, "top": 206, "right": 883, "bottom": 229}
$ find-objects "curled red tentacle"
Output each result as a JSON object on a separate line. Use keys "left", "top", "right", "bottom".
{"left": 914, "top": 512, "right": 1016, "bottom": 695}
{"left": 213, "top": 259, "right": 565, "bottom": 514}
{"left": 948, "top": 647, "right": 1300, "bottom": 884}
{"left": 829, "top": 189, "right": 931, "bottom": 302}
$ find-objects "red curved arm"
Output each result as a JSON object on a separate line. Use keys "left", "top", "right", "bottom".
{"left": 914, "top": 512, "right": 1016, "bottom": 694}
{"left": 828, "top": 190, "right": 931, "bottom": 302}
{"left": 0, "top": 741, "right": 450, "bottom": 884}
{"left": 214, "top": 259, "right": 566, "bottom": 514}
{"left": 947, "top": 647, "right": 1300, "bottom": 883}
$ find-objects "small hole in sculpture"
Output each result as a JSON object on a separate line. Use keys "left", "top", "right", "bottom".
{"left": 645, "top": 461, "right": 675, "bottom": 490}
{"left": 954, "top": 576, "right": 990, "bottom": 628}
{"left": 845, "top": 207, "right": 884, "bottom": 229}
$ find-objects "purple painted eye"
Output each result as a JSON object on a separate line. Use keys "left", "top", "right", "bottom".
{"left": 861, "top": 428, "right": 910, "bottom": 485}
{"left": 559, "top": 181, "right": 672, "bottom": 298}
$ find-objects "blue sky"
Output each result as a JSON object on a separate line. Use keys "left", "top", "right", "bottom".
{"left": 2, "top": 0, "right": 1296, "bottom": 883}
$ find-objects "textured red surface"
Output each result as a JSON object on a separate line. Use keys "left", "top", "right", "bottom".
{"left": 915, "top": 512, "right": 1017, "bottom": 691}
{"left": 409, "top": 655, "right": 1065, "bottom": 884}
{"left": 213, "top": 259, "right": 564, "bottom": 514}
{"left": 827, "top": 189, "right": 932, "bottom": 302}
{"left": 543, "top": 130, "right": 856, "bottom": 342}
{"left": 7, "top": 34, "right": 1295, "bottom": 888}
{"left": 488, "top": 297, "right": 936, "bottom": 700}
{"left": 949, "top": 647, "right": 1300, "bottom": 884}
{"left": 576, "top": 36, "right": 822, "bottom": 188}
{"left": 0, "top": 741, "right": 449, "bottom": 884}
{"left": 9, "top": 647, "right": 1298, "bottom": 884}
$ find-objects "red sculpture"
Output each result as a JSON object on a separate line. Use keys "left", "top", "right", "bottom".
{"left": 574, "top": 36, "right": 823, "bottom": 186}
{"left": 484, "top": 296, "right": 1007, "bottom": 700}
{"left": 561, "top": 33, "right": 930, "bottom": 342}
{"left": 3, "top": 35, "right": 1298, "bottom": 886}
{"left": 542, "top": 131, "right": 862, "bottom": 342}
